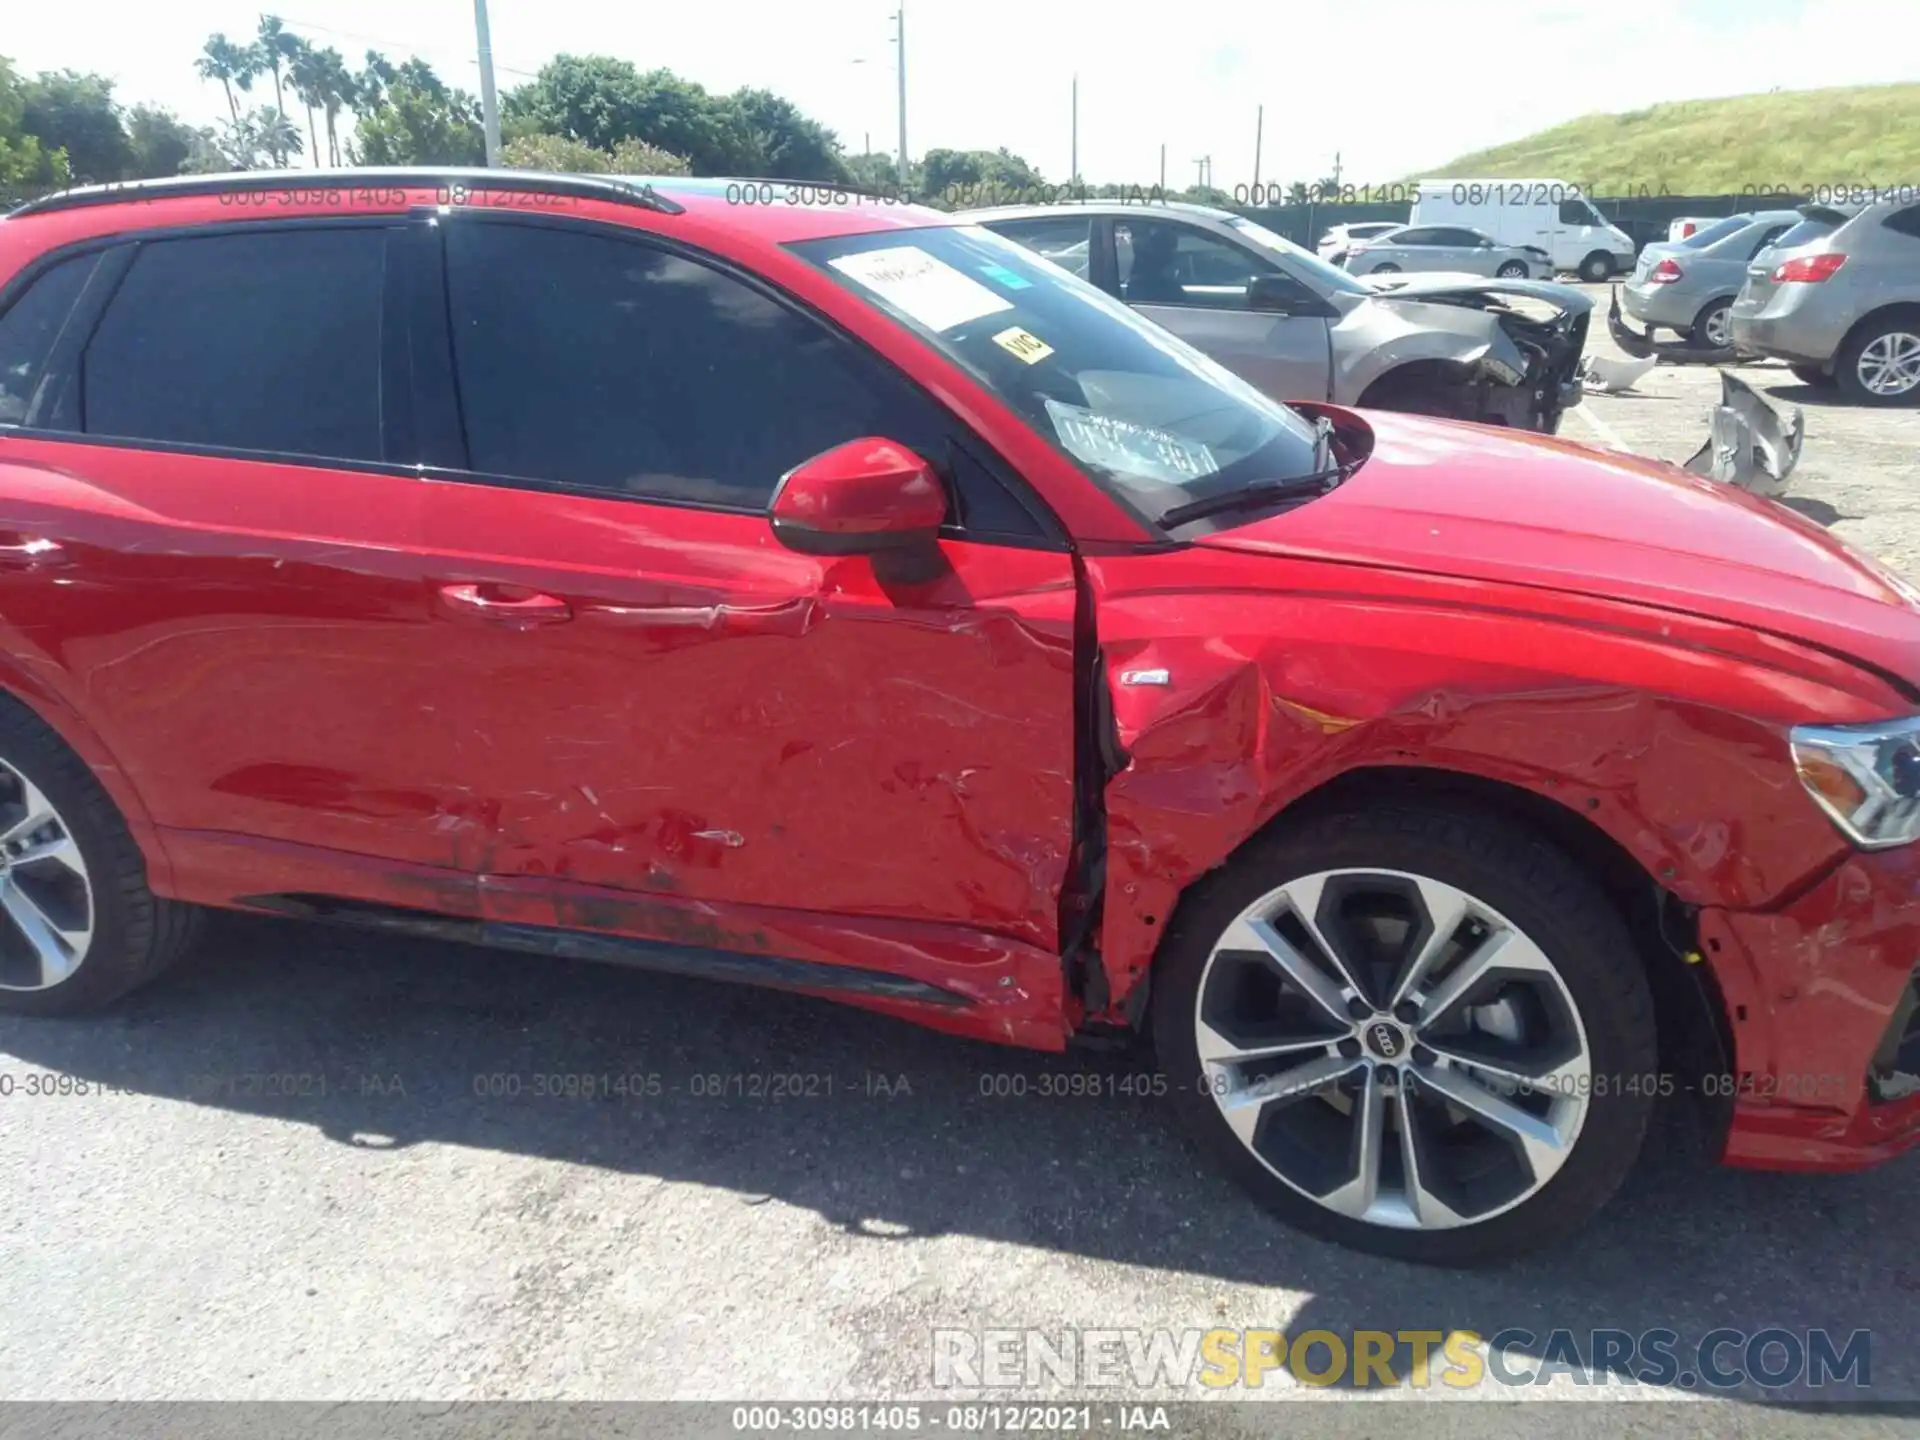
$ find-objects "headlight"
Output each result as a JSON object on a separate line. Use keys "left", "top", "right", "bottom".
{"left": 1790, "top": 715, "right": 1920, "bottom": 848}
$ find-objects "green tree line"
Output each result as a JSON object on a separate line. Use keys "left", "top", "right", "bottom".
{"left": 2, "top": 17, "right": 1298, "bottom": 208}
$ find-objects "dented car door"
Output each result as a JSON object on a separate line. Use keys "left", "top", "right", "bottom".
{"left": 418, "top": 215, "right": 1080, "bottom": 969}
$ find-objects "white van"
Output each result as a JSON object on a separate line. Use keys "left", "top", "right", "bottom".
{"left": 1410, "top": 179, "right": 1636, "bottom": 282}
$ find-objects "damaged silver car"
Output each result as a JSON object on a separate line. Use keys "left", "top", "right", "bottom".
{"left": 964, "top": 200, "right": 1590, "bottom": 431}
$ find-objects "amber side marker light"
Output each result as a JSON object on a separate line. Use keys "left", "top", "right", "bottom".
{"left": 1795, "top": 750, "right": 1869, "bottom": 816}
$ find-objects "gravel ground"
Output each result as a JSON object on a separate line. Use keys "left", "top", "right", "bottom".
{"left": 2, "top": 288, "right": 1917, "bottom": 1433}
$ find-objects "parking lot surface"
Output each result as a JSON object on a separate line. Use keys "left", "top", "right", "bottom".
{"left": 1, "top": 284, "right": 1916, "bottom": 1423}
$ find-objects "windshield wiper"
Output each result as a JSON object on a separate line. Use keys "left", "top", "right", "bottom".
{"left": 1157, "top": 417, "right": 1348, "bottom": 529}
{"left": 1156, "top": 468, "right": 1343, "bottom": 528}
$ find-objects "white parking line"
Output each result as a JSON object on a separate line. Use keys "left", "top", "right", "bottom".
{"left": 1571, "top": 402, "right": 1628, "bottom": 453}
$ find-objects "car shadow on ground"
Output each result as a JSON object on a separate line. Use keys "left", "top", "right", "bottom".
{"left": 3, "top": 912, "right": 1912, "bottom": 1401}
{"left": 1752, "top": 380, "right": 1856, "bottom": 409}
{"left": 1777, "top": 496, "right": 1853, "bottom": 527}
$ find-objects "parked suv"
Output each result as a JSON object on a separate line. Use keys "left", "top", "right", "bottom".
{"left": 3, "top": 171, "right": 1919, "bottom": 1265}
{"left": 1731, "top": 197, "right": 1920, "bottom": 403}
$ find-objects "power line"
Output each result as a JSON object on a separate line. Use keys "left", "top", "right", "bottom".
{"left": 272, "top": 15, "right": 545, "bottom": 78}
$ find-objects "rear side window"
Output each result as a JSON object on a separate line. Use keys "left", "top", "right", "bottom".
{"left": 987, "top": 216, "right": 1093, "bottom": 278}
{"left": 83, "top": 229, "right": 389, "bottom": 462}
{"left": 1768, "top": 218, "right": 1835, "bottom": 252}
{"left": 0, "top": 253, "right": 99, "bottom": 428}
{"left": 1883, "top": 205, "right": 1920, "bottom": 240}
{"left": 443, "top": 220, "right": 916, "bottom": 508}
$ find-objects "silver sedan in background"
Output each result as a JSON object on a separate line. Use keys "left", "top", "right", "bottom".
{"left": 1619, "top": 209, "right": 1802, "bottom": 348}
{"left": 1341, "top": 224, "right": 1551, "bottom": 279}
{"left": 1316, "top": 221, "right": 1401, "bottom": 262}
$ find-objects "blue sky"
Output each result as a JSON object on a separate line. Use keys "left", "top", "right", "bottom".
{"left": 7, "top": 0, "right": 1916, "bottom": 185}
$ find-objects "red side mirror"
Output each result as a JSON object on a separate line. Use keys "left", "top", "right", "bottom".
{"left": 769, "top": 438, "right": 947, "bottom": 555}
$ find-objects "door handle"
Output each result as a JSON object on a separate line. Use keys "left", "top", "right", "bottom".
{"left": 435, "top": 582, "right": 573, "bottom": 626}
{"left": 0, "top": 535, "right": 70, "bottom": 572}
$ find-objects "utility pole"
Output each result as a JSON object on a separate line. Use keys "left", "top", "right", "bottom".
{"left": 893, "top": 6, "right": 908, "bottom": 185}
{"left": 1159, "top": 143, "right": 1166, "bottom": 191}
{"left": 1070, "top": 75, "right": 1078, "bottom": 183}
{"left": 473, "top": 0, "right": 501, "bottom": 166}
{"left": 1253, "top": 105, "right": 1263, "bottom": 191}
{"left": 1194, "top": 156, "right": 1212, "bottom": 190}
{"left": 1332, "top": 149, "right": 1342, "bottom": 186}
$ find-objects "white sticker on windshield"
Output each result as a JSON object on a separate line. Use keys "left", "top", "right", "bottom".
{"left": 1042, "top": 399, "right": 1218, "bottom": 484}
{"left": 828, "top": 246, "right": 1014, "bottom": 332}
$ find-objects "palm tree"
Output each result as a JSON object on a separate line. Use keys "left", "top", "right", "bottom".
{"left": 315, "top": 48, "right": 355, "bottom": 166}
{"left": 195, "top": 35, "right": 249, "bottom": 127}
{"left": 252, "top": 106, "right": 302, "bottom": 169}
{"left": 354, "top": 50, "right": 396, "bottom": 118}
{"left": 255, "top": 15, "right": 300, "bottom": 165}
{"left": 288, "top": 38, "right": 325, "bottom": 166}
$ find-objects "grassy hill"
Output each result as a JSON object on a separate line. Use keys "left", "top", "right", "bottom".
{"left": 1417, "top": 84, "right": 1920, "bottom": 195}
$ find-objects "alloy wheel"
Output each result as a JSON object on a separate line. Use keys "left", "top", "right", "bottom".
{"left": 1193, "top": 868, "right": 1590, "bottom": 1231}
{"left": 0, "top": 756, "right": 94, "bottom": 991}
{"left": 1857, "top": 331, "right": 1920, "bottom": 397}
{"left": 1702, "top": 305, "right": 1733, "bottom": 349}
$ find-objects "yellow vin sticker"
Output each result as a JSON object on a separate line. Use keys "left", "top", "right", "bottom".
{"left": 992, "top": 326, "right": 1055, "bottom": 364}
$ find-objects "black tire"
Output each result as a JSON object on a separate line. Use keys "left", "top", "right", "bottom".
{"left": 1833, "top": 311, "right": 1920, "bottom": 407}
{"left": 1495, "top": 261, "right": 1529, "bottom": 279}
{"left": 1789, "top": 363, "right": 1835, "bottom": 387}
{"left": 1577, "top": 251, "right": 1612, "bottom": 283}
{"left": 1690, "top": 297, "right": 1734, "bottom": 350}
{"left": 1150, "top": 802, "right": 1657, "bottom": 1266}
{"left": 0, "top": 696, "right": 201, "bottom": 1016}
{"left": 1369, "top": 262, "right": 1401, "bottom": 274}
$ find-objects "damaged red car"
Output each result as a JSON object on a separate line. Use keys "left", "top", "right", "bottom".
{"left": 1, "top": 171, "right": 1916, "bottom": 1265}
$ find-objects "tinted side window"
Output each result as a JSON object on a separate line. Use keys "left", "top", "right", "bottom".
{"left": 83, "top": 229, "right": 389, "bottom": 462}
{"left": 0, "top": 253, "right": 99, "bottom": 428}
{"left": 1386, "top": 228, "right": 1434, "bottom": 245}
{"left": 1769, "top": 218, "right": 1835, "bottom": 252}
{"left": 988, "top": 217, "right": 1093, "bottom": 279}
{"left": 1883, "top": 205, "right": 1920, "bottom": 240}
{"left": 1115, "top": 220, "right": 1274, "bottom": 309}
{"left": 445, "top": 221, "right": 935, "bottom": 510}
{"left": 1557, "top": 200, "right": 1590, "bottom": 225}
{"left": 1437, "top": 228, "right": 1487, "bottom": 246}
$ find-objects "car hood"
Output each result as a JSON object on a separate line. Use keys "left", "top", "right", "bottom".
{"left": 1356, "top": 272, "right": 1595, "bottom": 315}
{"left": 1192, "top": 408, "right": 1920, "bottom": 689}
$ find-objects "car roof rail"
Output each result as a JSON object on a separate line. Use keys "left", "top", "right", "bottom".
{"left": 6, "top": 167, "right": 686, "bottom": 220}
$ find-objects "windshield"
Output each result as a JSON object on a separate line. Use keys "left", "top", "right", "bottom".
{"left": 1681, "top": 215, "right": 1749, "bottom": 249}
{"left": 791, "top": 224, "right": 1324, "bottom": 526}
{"left": 1227, "top": 216, "right": 1372, "bottom": 295}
